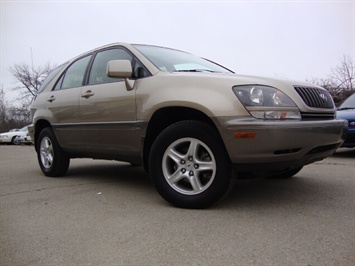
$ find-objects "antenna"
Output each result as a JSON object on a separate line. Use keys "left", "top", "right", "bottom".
{"left": 31, "top": 47, "right": 34, "bottom": 70}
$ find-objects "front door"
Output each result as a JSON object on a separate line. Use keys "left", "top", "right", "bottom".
{"left": 78, "top": 48, "right": 138, "bottom": 157}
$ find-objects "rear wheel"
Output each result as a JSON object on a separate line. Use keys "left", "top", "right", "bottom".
{"left": 149, "top": 121, "right": 231, "bottom": 209}
{"left": 37, "top": 128, "right": 70, "bottom": 177}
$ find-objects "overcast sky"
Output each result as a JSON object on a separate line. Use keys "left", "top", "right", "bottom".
{"left": 1, "top": 0, "right": 354, "bottom": 96}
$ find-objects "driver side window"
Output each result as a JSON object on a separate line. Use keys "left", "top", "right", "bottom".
{"left": 89, "top": 48, "right": 133, "bottom": 85}
{"left": 61, "top": 56, "right": 91, "bottom": 90}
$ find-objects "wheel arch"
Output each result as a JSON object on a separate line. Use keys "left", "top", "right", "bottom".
{"left": 33, "top": 119, "right": 52, "bottom": 151}
{"left": 143, "top": 106, "right": 224, "bottom": 172}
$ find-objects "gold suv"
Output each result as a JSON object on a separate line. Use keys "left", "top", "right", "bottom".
{"left": 29, "top": 43, "right": 346, "bottom": 208}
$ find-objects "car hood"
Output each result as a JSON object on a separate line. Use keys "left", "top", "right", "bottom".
{"left": 336, "top": 109, "right": 355, "bottom": 119}
{"left": 169, "top": 71, "right": 318, "bottom": 90}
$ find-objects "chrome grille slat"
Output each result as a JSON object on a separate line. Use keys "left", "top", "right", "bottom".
{"left": 301, "top": 112, "right": 335, "bottom": 120}
{"left": 294, "top": 86, "right": 334, "bottom": 109}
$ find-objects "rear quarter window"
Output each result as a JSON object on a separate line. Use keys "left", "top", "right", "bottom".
{"left": 37, "top": 63, "right": 67, "bottom": 93}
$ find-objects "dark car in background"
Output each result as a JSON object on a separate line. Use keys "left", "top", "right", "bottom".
{"left": 336, "top": 93, "right": 355, "bottom": 148}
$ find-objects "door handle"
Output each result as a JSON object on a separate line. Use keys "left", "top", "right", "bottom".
{"left": 47, "top": 95, "right": 56, "bottom": 102}
{"left": 81, "top": 90, "right": 95, "bottom": 98}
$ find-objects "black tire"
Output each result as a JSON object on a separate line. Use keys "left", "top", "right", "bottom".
{"left": 11, "top": 136, "right": 20, "bottom": 145}
{"left": 37, "top": 128, "right": 70, "bottom": 177}
{"left": 267, "top": 166, "right": 303, "bottom": 179}
{"left": 149, "top": 121, "right": 231, "bottom": 209}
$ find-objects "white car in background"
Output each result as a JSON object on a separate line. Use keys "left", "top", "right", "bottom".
{"left": 0, "top": 126, "right": 31, "bottom": 145}
{"left": 15, "top": 132, "right": 33, "bottom": 145}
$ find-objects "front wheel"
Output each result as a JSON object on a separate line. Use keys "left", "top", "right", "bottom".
{"left": 11, "top": 136, "right": 20, "bottom": 145}
{"left": 149, "top": 121, "right": 231, "bottom": 209}
{"left": 37, "top": 128, "right": 70, "bottom": 177}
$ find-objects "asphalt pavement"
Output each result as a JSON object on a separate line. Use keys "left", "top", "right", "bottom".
{"left": 0, "top": 145, "right": 354, "bottom": 265}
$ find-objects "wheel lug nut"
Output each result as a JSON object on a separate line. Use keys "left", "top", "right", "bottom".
{"left": 181, "top": 168, "right": 186, "bottom": 173}
{"left": 181, "top": 160, "right": 185, "bottom": 164}
{"left": 189, "top": 171, "right": 194, "bottom": 176}
{"left": 194, "top": 164, "right": 199, "bottom": 169}
{"left": 188, "top": 157, "right": 193, "bottom": 162}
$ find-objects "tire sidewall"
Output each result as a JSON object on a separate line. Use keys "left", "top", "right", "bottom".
{"left": 37, "top": 128, "right": 69, "bottom": 177}
{"left": 149, "top": 121, "right": 231, "bottom": 208}
{"left": 11, "top": 136, "right": 19, "bottom": 145}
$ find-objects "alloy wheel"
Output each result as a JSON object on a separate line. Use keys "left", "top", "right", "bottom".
{"left": 162, "top": 137, "right": 216, "bottom": 195}
{"left": 40, "top": 137, "right": 54, "bottom": 169}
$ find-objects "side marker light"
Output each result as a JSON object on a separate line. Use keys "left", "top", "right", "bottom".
{"left": 233, "top": 132, "right": 256, "bottom": 138}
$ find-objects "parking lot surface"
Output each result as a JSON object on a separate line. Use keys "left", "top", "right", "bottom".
{"left": 1, "top": 145, "right": 354, "bottom": 265}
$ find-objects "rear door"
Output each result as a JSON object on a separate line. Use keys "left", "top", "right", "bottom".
{"left": 46, "top": 55, "right": 92, "bottom": 151}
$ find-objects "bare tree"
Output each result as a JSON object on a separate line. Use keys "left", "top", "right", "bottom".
{"left": 0, "top": 89, "right": 7, "bottom": 132}
{"left": 9, "top": 62, "right": 56, "bottom": 101}
{"left": 308, "top": 55, "right": 355, "bottom": 106}
{"left": 8, "top": 99, "right": 32, "bottom": 124}
{"left": 0, "top": 89, "right": 27, "bottom": 132}
{"left": 330, "top": 55, "right": 354, "bottom": 100}
{"left": 0, "top": 62, "right": 57, "bottom": 131}
{"left": 307, "top": 77, "right": 336, "bottom": 91}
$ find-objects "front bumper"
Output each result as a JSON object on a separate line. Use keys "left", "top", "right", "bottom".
{"left": 215, "top": 117, "right": 347, "bottom": 169}
{"left": 0, "top": 137, "right": 11, "bottom": 143}
{"left": 341, "top": 129, "right": 355, "bottom": 148}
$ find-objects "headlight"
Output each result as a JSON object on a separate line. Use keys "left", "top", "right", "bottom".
{"left": 233, "top": 85, "right": 301, "bottom": 120}
{"left": 233, "top": 85, "right": 295, "bottom": 107}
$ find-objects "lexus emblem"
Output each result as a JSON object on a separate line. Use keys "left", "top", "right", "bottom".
{"left": 319, "top": 93, "right": 328, "bottom": 102}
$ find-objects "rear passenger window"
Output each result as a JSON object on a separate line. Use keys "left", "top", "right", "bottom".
{"left": 89, "top": 48, "right": 133, "bottom": 85}
{"left": 61, "top": 55, "right": 91, "bottom": 89}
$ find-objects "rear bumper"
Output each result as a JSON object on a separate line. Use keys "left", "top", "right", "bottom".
{"left": 215, "top": 117, "right": 347, "bottom": 169}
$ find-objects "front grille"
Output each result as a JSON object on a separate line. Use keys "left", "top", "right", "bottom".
{"left": 301, "top": 112, "right": 335, "bottom": 120}
{"left": 294, "top": 86, "right": 334, "bottom": 109}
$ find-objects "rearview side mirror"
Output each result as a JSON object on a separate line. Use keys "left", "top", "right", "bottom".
{"left": 107, "top": 60, "right": 132, "bottom": 78}
{"left": 107, "top": 60, "right": 135, "bottom": 91}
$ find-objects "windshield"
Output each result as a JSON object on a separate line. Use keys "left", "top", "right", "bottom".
{"left": 338, "top": 93, "right": 355, "bottom": 110}
{"left": 133, "top": 45, "right": 233, "bottom": 73}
